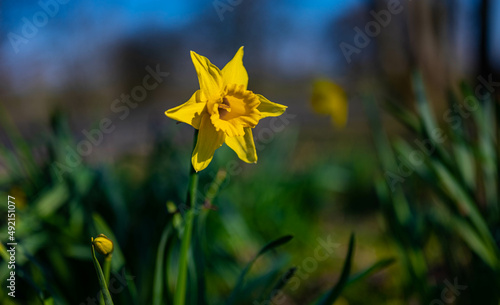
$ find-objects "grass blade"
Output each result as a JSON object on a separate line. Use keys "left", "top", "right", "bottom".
{"left": 316, "top": 234, "right": 355, "bottom": 305}
{"left": 226, "top": 235, "right": 293, "bottom": 305}
{"left": 153, "top": 223, "right": 172, "bottom": 305}
{"left": 266, "top": 267, "right": 297, "bottom": 301}
{"left": 347, "top": 258, "right": 395, "bottom": 287}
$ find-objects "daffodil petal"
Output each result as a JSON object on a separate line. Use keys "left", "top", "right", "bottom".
{"left": 256, "top": 94, "right": 287, "bottom": 118}
{"left": 191, "top": 51, "right": 224, "bottom": 100}
{"left": 222, "top": 46, "right": 248, "bottom": 90}
{"left": 165, "top": 90, "right": 206, "bottom": 129}
{"left": 225, "top": 127, "right": 257, "bottom": 163}
{"left": 192, "top": 114, "right": 225, "bottom": 172}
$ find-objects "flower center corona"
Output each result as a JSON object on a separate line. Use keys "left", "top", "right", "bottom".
{"left": 218, "top": 97, "right": 231, "bottom": 120}
{"left": 210, "top": 84, "right": 261, "bottom": 137}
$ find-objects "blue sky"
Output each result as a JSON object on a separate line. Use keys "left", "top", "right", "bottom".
{"left": 1, "top": 0, "right": 499, "bottom": 91}
{"left": 0, "top": 0, "right": 362, "bottom": 88}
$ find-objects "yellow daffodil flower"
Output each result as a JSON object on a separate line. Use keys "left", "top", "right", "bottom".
{"left": 166, "top": 47, "right": 287, "bottom": 172}
{"left": 311, "top": 79, "right": 348, "bottom": 128}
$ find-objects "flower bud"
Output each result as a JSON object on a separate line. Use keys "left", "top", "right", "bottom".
{"left": 92, "top": 234, "right": 114, "bottom": 256}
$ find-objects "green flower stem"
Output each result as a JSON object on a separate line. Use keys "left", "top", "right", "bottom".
{"left": 103, "top": 255, "right": 112, "bottom": 284}
{"left": 174, "top": 129, "right": 199, "bottom": 305}
{"left": 99, "top": 254, "right": 113, "bottom": 305}
{"left": 174, "top": 209, "right": 195, "bottom": 305}
{"left": 91, "top": 243, "right": 114, "bottom": 305}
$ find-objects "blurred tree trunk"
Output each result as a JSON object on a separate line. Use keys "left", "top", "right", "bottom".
{"left": 479, "top": 0, "right": 490, "bottom": 77}
{"left": 408, "top": 0, "right": 449, "bottom": 107}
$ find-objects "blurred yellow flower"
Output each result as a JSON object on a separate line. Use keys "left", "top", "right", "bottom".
{"left": 333, "top": 297, "right": 350, "bottom": 305}
{"left": 9, "top": 187, "right": 26, "bottom": 210}
{"left": 311, "top": 79, "right": 348, "bottom": 128}
{"left": 92, "top": 234, "right": 114, "bottom": 256}
{"left": 166, "top": 47, "right": 287, "bottom": 172}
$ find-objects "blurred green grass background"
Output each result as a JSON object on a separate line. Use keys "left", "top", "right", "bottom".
{"left": 1, "top": 0, "right": 500, "bottom": 304}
